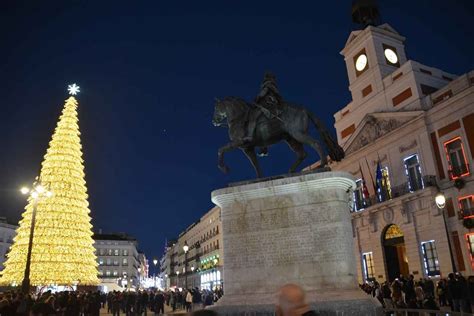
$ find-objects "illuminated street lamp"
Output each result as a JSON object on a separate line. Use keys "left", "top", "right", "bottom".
{"left": 176, "top": 270, "right": 180, "bottom": 288}
{"left": 19, "top": 181, "right": 53, "bottom": 294}
{"left": 435, "top": 190, "right": 457, "bottom": 272}
{"left": 183, "top": 241, "right": 189, "bottom": 289}
{"left": 435, "top": 192, "right": 446, "bottom": 209}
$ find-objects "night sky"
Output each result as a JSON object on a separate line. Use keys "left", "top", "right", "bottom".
{"left": 1, "top": 1, "right": 473, "bottom": 260}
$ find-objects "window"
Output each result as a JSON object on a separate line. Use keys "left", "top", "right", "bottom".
{"left": 123, "top": 249, "right": 128, "bottom": 256}
{"left": 404, "top": 154, "right": 424, "bottom": 192}
{"left": 98, "top": 258, "right": 104, "bottom": 266}
{"left": 122, "top": 258, "right": 128, "bottom": 266}
{"left": 114, "top": 249, "right": 119, "bottom": 256}
{"left": 99, "top": 249, "right": 105, "bottom": 256}
{"left": 106, "top": 258, "right": 111, "bottom": 266}
{"left": 421, "top": 241, "right": 440, "bottom": 277}
{"left": 467, "top": 234, "right": 474, "bottom": 269}
{"left": 362, "top": 252, "right": 375, "bottom": 281}
{"left": 98, "top": 270, "right": 103, "bottom": 276}
{"left": 459, "top": 196, "right": 474, "bottom": 219}
{"left": 444, "top": 137, "right": 470, "bottom": 179}
{"left": 106, "top": 270, "right": 111, "bottom": 276}
{"left": 113, "top": 271, "right": 118, "bottom": 276}
{"left": 353, "top": 179, "right": 367, "bottom": 211}
{"left": 113, "top": 260, "right": 119, "bottom": 266}
{"left": 107, "top": 249, "right": 113, "bottom": 256}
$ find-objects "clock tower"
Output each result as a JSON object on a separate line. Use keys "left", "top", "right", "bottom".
{"left": 341, "top": 23, "right": 408, "bottom": 107}
{"left": 333, "top": 12, "right": 456, "bottom": 147}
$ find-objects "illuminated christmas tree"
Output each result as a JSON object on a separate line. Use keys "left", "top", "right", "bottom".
{"left": 0, "top": 84, "right": 99, "bottom": 287}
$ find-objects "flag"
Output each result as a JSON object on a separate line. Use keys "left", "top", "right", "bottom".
{"left": 359, "top": 162, "right": 370, "bottom": 203}
{"left": 365, "top": 157, "right": 376, "bottom": 193}
{"left": 375, "top": 160, "right": 385, "bottom": 202}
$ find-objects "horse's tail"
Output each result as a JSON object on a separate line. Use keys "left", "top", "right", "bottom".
{"left": 307, "top": 110, "right": 345, "bottom": 162}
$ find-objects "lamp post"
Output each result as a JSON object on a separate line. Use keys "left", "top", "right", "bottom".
{"left": 190, "top": 266, "right": 195, "bottom": 288}
{"left": 153, "top": 258, "right": 158, "bottom": 288}
{"left": 176, "top": 270, "right": 180, "bottom": 288}
{"left": 138, "top": 267, "right": 141, "bottom": 290}
{"left": 435, "top": 191, "right": 457, "bottom": 273}
{"left": 183, "top": 241, "right": 189, "bottom": 289}
{"left": 20, "top": 182, "right": 53, "bottom": 294}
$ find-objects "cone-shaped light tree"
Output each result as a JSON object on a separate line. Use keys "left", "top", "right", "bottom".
{"left": 0, "top": 84, "right": 99, "bottom": 286}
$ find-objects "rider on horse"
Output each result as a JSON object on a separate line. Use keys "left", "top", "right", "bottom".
{"left": 244, "top": 72, "right": 285, "bottom": 155}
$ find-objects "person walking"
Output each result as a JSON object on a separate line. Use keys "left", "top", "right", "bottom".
{"left": 186, "top": 289, "right": 193, "bottom": 312}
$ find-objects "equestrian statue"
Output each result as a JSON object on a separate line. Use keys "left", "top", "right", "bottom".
{"left": 212, "top": 72, "right": 344, "bottom": 178}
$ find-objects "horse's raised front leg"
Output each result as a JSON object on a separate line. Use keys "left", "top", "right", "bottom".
{"left": 218, "top": 141, "right": 240, "bottom": 174}
{"left": 242, "top": 147, "right": 262, "bottom": 178}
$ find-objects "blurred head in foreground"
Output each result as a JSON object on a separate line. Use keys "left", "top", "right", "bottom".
{"left": 276, "top": 284, "right": 316, "bottom": 316}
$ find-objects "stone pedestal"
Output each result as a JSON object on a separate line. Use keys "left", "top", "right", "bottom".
{"left": 210, "top": 171, "right": 382, "bottom": 315}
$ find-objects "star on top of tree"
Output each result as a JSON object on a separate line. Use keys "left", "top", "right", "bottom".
{"left": 68, "top": 83, "right": 80, "bottom": 95}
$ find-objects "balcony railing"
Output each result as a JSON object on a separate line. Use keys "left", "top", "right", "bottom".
{"left": 352, "top": 175, "right": 437, "bottom": 212}
{"left": 449, "top": 163, "right": 470, "bottom": 178}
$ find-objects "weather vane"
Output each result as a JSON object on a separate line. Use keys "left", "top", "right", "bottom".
{"left": 67, "top": 83, "right": 80, "bottom": 95}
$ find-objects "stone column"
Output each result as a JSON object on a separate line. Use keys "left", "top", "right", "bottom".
{"left": 211, "top": 171, "right": 382, "bottom": 315}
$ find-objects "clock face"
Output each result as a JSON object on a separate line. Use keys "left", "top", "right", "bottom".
{"left": 355, "top": 54, "right": 368, "bottom": 72}
{"left": 384, "top": 48, "right": 398, "bottom": 64}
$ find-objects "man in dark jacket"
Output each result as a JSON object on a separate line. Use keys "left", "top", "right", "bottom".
{"left": 154, "top": 291, "right": 165, "bottom": 315}
{"left": 448, "top": 273, "right": 462, "bottom": 312}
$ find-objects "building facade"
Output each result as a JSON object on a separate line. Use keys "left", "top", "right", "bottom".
{"left": 0, "top": 218, "right": 17, "bottom": 271}
{"left": 161, "top": 206, "right": 223, "bottom": 290}
{"left": 93, "top": 233, "right": 141, "bottom": 291}
{"left": 309, "top": 22, "right": 474, "bottom": 283}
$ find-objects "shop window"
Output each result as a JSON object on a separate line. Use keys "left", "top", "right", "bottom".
{"left": 459, "top": 196, "right": 474, "bottom": 219}
{"left": 362, "top": 252, "right": 375, "bottom": 281}
{"left": 421, "top": 240, "right": 440, "bottom": 277}
{"left": 404, "top": 154, "right": 424, "bottom": 192}
{"left": 444, "top": 137, "right": 470, "bottom": 179}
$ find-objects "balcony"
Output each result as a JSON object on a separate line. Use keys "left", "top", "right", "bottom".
{"left": 352, "top": 175, "right": 437, "bottom": 212}
{"left": 449, "top": 163, "right": 470, "bottom": 179}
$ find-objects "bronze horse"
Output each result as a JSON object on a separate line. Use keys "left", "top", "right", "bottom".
{"left": 212, "top": 97, "right": 344, "bottom": 178}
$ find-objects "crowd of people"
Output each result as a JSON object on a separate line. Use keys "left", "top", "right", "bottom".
{"left": 360, "top": 272, "right": 474, "bottom": 313}
{"left": 0, "top": 286, "right": 224, "bottom": 315}
{"left": 0, "top": 290, "right": 103, "bottom": 315}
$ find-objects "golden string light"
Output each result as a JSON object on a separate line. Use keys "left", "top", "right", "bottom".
{"left": 0, "top": 95, "right": 99, "bottom": 286}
